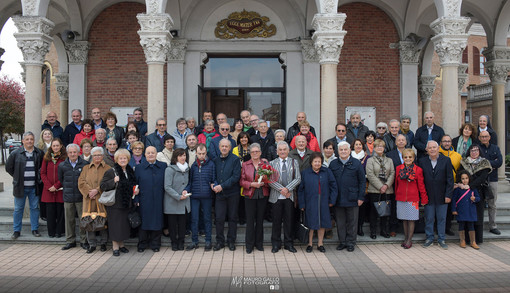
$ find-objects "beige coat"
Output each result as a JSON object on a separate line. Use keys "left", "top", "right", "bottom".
{"left": 78, "top": 160, "right": 111, "bottom": 213}
{"left": 366, "top": 155, "right": 395, "bottom": 194}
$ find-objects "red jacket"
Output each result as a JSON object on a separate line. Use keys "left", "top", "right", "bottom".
{"left": 240, "top": 159, "right": 270, "bottom": 199}
{"left": 394, "top": 164, "right": 428, "bottom": 204}
{"left": 40, "top": 158, "right": 64, "bottom": 203}
{"left": 73, "top": 129, "right": 96, "bottom": 147}
{"left": 290, "top": 132, "right": 320, "bottom": 152}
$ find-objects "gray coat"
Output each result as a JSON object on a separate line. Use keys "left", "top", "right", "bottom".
{"left": 164, "top": 165, "right": 191, "bottom": 214}
{"left": 268, "top": 157, "right": 301, "bottom": 203}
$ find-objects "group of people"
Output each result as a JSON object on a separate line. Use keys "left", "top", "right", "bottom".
{"left": 6, "top": 107, "right": 503, "bottom": 255}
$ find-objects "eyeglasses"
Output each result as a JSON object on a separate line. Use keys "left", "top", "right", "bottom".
{"left": 441, "top": 140, "right": 452, "bottom": 143}
{"left": 336, "top": 129, "right": 346, "bottom": 132}
{"left": 377, "top": 127, "right": 386, "bottom": 129}
{"left": 470, "top": 149, "right": 480, "bottom": 152}
{"left": 220, "top": 128, "right": 230, "bottom": 131}
{"left": 157, "top": 124, "right": 166, "bottom": 126}
{"left": 92, "top": 154, "right": 103, "bottom": 157}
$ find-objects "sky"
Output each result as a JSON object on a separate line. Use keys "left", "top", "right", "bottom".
{"left": 0, "top": 18, "right": 24, "bottom": 85}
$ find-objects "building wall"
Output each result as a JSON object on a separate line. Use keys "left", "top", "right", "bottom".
{"left": 337, "top": 3, "right": 400, "bottom": 126}
{"left": 41, "top": 43, "right": 60, "bottom": 122}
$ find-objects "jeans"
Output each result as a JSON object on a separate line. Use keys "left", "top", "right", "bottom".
{"left": 424, "top": 204, "right": 448, "bottom": 241}
{"left": 191, "top": 198, "right": 212, "bottom": 244}
{"left": 13, "top": 187, "right": 39, "bottom": 232}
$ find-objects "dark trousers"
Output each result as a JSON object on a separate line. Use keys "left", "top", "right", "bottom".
{"left": 245, "top": 196, "right": 268, "bottom": 249}
{"left": 368, "top": 193, "right": 389, "bottom": 234}
{"left": 215, "top": 195, "right": 239, "bottom": 244}
{"left": 389, "top": 194, "right": 398, "bottom": 232}
{"left": 46, "top": 202, "right": 65, "bottom": 237}
{"left": 238, "top": 196, "right": 246, "bottom": 223}
{"left": 464, "top": 196, "right": 486, "bottom": 244}
{"left": 138, "top": 229, "right": 162, "bottom": 250}
{"left": 167, "top": 214, "right": 186, "bottom": 246}
{"left": 445, "top": 202, "right": 453, "bottom": 232}
{"left": 271, "top": 198, "right": 294, "bottom": 247}
{"left": 357, "top": 200, "right": 369, "bottom": 228}
{"left": 335, "top": 206, "right": 359, "bottom": 246}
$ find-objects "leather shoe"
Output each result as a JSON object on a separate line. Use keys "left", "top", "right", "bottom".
{"left": 271, "top": 246, "right": 280, "bottom": 253}
{"left": 152, "top": 248, "right": 160, "bottom": 252}
{"left": 256, "top": 246, "right": 264, "bottom": 252}
{"left": 246, "top": 248, "right": 253, "bottom": 254}
{"left": 204, "top": 242, "right": 212, "bottom": 251}
{"left": 86, "top": 246, "right": 96, "bottom": 254}
{"left": 347, "top": 245, "right": 355, "bottom": 252}
{"left": 119, "top": 247, "right": 129, "bottom": 253}
{"left": 284, "top": 245, "right": 297, "bottom": 253}
{"left": 62, "top": 243, "right": 77, "bottom": 250}
{"left": 113, "top": 250, "right": 120, "bottom": 256}
{"left": 186, "top": 243, "right": 198, "bottom": 251}
{"left": 490, "top": 228, "right": 501, "bottom": 235}
{"left": 81, "top": 243, "right": 89, "bottom": 250}
{"left": 390, "top": 231, "right": 397, "bottom": 237}
{"left": 32, "top": 230, "right": 41, "bottom": 237}
{"left": 336, "top": 244, "right": 346, "bottom": 250}
{"left": 228, "top": 243, "right": 236, "bottom": 251}
{"left": 213, "top": 243, "right": 224, "bottom": 251}
{"left": 172, "top": 245, "right": 179, "bottom": 251}
{"left": 11, "top": 231, "right": 20, "bottom": 240}
{"left": 370, "top": 233, "right": 377, "bottom": 239}
{"left": 178, "top": 243, "right": 184, "bottom": 251}
{"left": 100, "top": 244, "right": 107, "bottom": 252}
{"left": 380, "top": 232, "right": 390, "bottom": 238}
{"left": 445, "top": 229, "right": 455, "bottom": 236}
{"left": 318, "top": 246, "right": 326, "bottom": 253}
{"left": 306, "top": 245, "right": 313, "bottom": 253}
{"left": 137, "top": 248, "right": 145, "bottom": 253}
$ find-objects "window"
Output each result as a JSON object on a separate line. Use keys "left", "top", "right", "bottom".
{"left": 479, "top": 48, "right": 486, "bottom": 75}
{"left": 462, "top": 48, "right": 468, "bottom": 73}
{"left": 45, "top": 69, "right": 51, "bottom": 105}
{"left": 472, "top": 47, "right": 480, "bottom": 76}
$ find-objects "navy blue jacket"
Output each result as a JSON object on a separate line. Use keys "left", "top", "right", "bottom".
{"left": 208, "top": 135, "right": 236, "bottom": 160}
{"left": 451, "top": 187, "right": 480, "bottom": 222}
{"left": 213, "top": 153, "right": 241, "bottom": 199}
{"left": 62, "top": 122, "right": 82, "bottom": 146}
{"left": 134, "top": 160, "right": 166, "bottom": 230}
{"left": 41, "top": 120, "right": 64, "bottom": 139}
{"left": 480, "top": 143, "right": 503, "bottom": 182}
{"left": 329, "top": 157, "right": 366, "bottom": 207}
{"left": 185, "top": 158, "right": 217, "bottom": 199}
{"left": 145, "top": 130, "right": 169, "bottom": 152}
{"left": 386, "top": 148, "right": 404, "bottom": 171}
{"left": 134, "top": 119, "right": 148, "bottom": 138}
{"left": 413, "top": 124, "right": 445, "bottom": 159}
{"left": 418, "top": 154, "right": 454, "bottom": 205}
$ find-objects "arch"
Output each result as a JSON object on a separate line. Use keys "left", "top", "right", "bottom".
{"left": 494, "top": 0, "right": 510, "bottom": 46}
{"left": 460, "top": 1, "right": 494, "bottom": 46}
{"left": 164, "top": 0, "right": 181, "bottom": 30}
{"left": 64, "top": 0, "right": 84, "bottom": 37}
{"left": 420, "top": 40, "right": 435, "bottom": 75}
{"left": 52, "top": 35, "right": 68, "bottom": 73}
{"left": 0, "top": 1, "right": 22, "bottom": 33}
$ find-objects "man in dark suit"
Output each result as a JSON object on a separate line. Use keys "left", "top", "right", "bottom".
{"left": 145, "top": 118, "right": 169, "bottom": 152}
{"left": 419, "top": 140, "right": 453, "bottom": 250}
{"left": 413, "top": 112, "right": 445, "bottom": 159}
{"left": 386, "top": 134, "right": 408, "bottom": 170}
{"left": 327, "top": 123, "right": 350, "bottom": 158}
{"left": 251, "top": 120, "right": 275, "bottom": 160}
{"left": 62, "top": 109, "right": 83, "bottom": 146}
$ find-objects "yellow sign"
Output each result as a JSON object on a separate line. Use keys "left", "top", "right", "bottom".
{"left": 215, "top": 10, "right": 276, "bottom": 39}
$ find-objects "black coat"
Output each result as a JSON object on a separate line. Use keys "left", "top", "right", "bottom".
{"left": 100, "top": 164, "right": 136, "bottom": 209}
{"left": 346, "top": 122, "right": 369, "bottom": 143}
{"left": 145, "top": 130, "right": 169, "bottom": 152}
{"left": 251, "top": 134, "right": 276, "bottom": 160}
{"left": 62, "top": 122, "right": 82, "bottom": 146}
{"left": 286, "top": 122, "right": 316, "bottom": 143}
{"left": 213, "top": 153, "right": 241, "bottom": 199}
{"left": 58, "top": 157, "right": 89, "bottom": 203}
{"left": 6, "top": 147, "right": 44, "bottom": 197}
{"left": 288, "top": 148, "right": 314, "bottom": 172}
{"left": 105, "top": 126, "right": 125, "bottom": 147}
{"left": 418, "top": 154, "right": 454, "bottom": 205}
{"left": 326, "top": 136, "right": 352, "bottom": 158}
{"left": 479, "top": 143, "right": 503, "bottom": 182}
{"left": 386, "top": 149, "right": 404, "bottom": 171}
{"left": 383, "top": 133, "right": 397, "bottom": 153}
{"left": 413, "top": 124, "right": 445, "bottom": 159}
{"left": 41, "top": 120, "right": 64, "bottom": 139}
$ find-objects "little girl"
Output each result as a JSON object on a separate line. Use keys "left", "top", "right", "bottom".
{"left": 452, "top": 170, "right": 480, "bottom": 249}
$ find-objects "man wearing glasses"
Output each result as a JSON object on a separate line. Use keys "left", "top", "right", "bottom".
{"left": 145, "top": 118, "right": 169, "bottom": 152}
{"left": 327, "top": 123, "right": 351, "bottom": 157}
{"left": 208, "top": 122, "right": 236, "bottom": 159}
{"left": 439, "top": 134, "right": 462, "bottom": 236}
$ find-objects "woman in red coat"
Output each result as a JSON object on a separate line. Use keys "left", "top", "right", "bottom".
{"left": 41, "top": 138, "right": 67, "bottom": 238}
{"left": 73, "top": 119, "right": 96, "bottom": 147}
{"left": 290, "top": 120, "right": 320, "bottom": 152}
{"left": 394, "top": 148, "right": 428, "bottom": 249}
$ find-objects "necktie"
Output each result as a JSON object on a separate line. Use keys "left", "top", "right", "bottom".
{"left": 281, "top": 159, "right": 288, "bottom": 187}
{"left": 427, "top": 128, "right": 432, "bottom": 141}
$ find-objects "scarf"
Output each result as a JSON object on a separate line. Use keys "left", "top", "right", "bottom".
{"left": 461, "top": 156, "right": 492, "bottom": 175}
{"left": 302, "top": 132, "right": 312, "bottom": 144}
{"left": 399, "top": 164, "right": 416, "bottom": 182}
{"left": 456, "top": 137, "right": 472, "bottom": 157}
{"left": 177, "top": 162, "right": 188, "bottom": 172}
{"left": 373, "top": 154, "right": 387, "bottom": 182}
{"left": 203, "top": 130, "right": 216, "bottom": 149}
{"left": 351, "top": 150, "right": 365, "bottom": 160}
{"left": 400, "top": 127, "right": 410, "bottom": 135}
{"left": 133, "top": 154, "right": 142, "bottom": 165}
{"left": 51, "top": 152, "right": 61, "bottom": 164}
{"left": 366, "top": 142, "right": 374, "bottom": 155}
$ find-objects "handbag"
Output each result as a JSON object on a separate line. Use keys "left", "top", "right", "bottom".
{"left": 80, "top": 199, "right": 107, "bottom": 232}
{"left": 481, "top": 181, "right": 494, "bottom": 200}
{"left": 373, "top": 193, "right": 391, "bottom": 217}
{"left": 128, "top": 206, "right": 141, "bottom": 229}
{"left": 98, "top": 169, "right": 117, "bottom": 206}
{"left": 295, "top": 210, "right": 310, "bottom": 244}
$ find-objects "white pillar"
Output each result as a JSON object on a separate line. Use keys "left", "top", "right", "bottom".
{"left": 312, "top": 13, "right": 347, "bottom": 144}
{"left": 13, "top": 16, "right": 54, "bottom": 138}
{"left": 301, "top": 40, "right": 321, "bottom": 139}
{"left": 54, "top": 73, "right": 69, "bottom": 125}
{"left": 399, "top": 41, "right": 421, "bottom": 131}
{"left": 137, "top": 13, "right": 173, "bottom": 127}
{"left": 419, "top": 75, "right": 436, "bottom": 124}
{"left": 65, "top": 41, "right": 90, "bottom": 122}
{"left": 167, "top": 39, "right": 187, "bottom": 122}
{"left": 430, "top": 16, "right": 469, "bottom": 136}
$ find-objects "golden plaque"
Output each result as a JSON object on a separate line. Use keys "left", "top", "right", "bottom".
{"left": 215, "top": 10, "right": 277, "bottom": 39}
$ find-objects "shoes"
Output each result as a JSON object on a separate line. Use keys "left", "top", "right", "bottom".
{"left": 204, "top": 242, "right": 212, "bottom": 251}
{"left": 152, "top": 248, "right": 160, "bottom": 252}
{"left": 438, "top": 240, "right": 448, "bottom": 250}
{"left": 199, "top": 230, "right": 205, "bottom": 237}
{"left": 49, "top": 235, "right": 55, "bottom": 238}
{"left": 445, "top": 229, "right": 455, "bottom": 236}
{"left": 423, "top": 239, "right": 434, "bottom": 248}
{"left": 41, "top": 217, "right": 47, "bottom": 221}
{"left": 347, "top": 245, "right": 355, "bottom": 252}
{"left": 172, "top": 245, "right": 179, "bottom": 251}
{"left": 228, "top": 243, "right": 236, "bottom": 251}
{"left": 137, "top": 248, "right": 145, "bottom": 253}
{"left": 62, "top": 243, "right": 77, "bottom": 250}
{"left": 325, "top": 230, "right": 333, "bottom": 239}
{"left": 403, "top": 242, "right": 412, "bottom": 249}
{"left": 213, "top": 243, "right": 224, "bottom": 251}
{"left": 318, "top": 246, "right": 326, "bottom": 253}
{"left": 113, "top": 250, "right": 120, "bottom": 256}
{"left": 284, "top": 245, "right": 297, "bottom": 253}
{"left": 390, "top": 232, "right": 397, "bottom": 237}
{"left": 370, "top": 233, "right": 376, "bottom": 239}
{"left": 357, "top": 225, "right": 364, "bottom": 236}
{"left": 119, "top": 247, "right": 129, "bottom": 253}
{"left": 100, "top": 244, "right": 107, "bottom": 252}
{"left": 178, "top": 243, "right": 184, "bottom": 251}
{"left": 56, "top": 234, "right": 63, "bottom": 238}
{"left": 11, "top": 231, "right": 21, "bottom": 240}
{"left": 81, "top": 243, "right": 90, "bottom": 250}
{"left": 86, "top": 246, "right": 96, "bottom": 254}
{"left": 380, "top": 232, "right": 390, "bottom": 238}
{"left": 32, "top": 230, "right": 41, "bottom": 237}
{"left": 186, "top": 243, "right": 198, "bottom": 251}
{"left": 256, "top": 246, "right": 264, "bottom": 252}
{"left": 306, "top": 245, "right": 313, "bottom": 253}
{"left": 489, "top": 228, "right": 501, "bottom": 235}
{"left": 401, "top": 242, "right": 406, "bottom": 247}
{"left": 246, "top": 247, "right": 253, "bottom": 254}
{"left": 336, "top": 244, "right": 346, "bottom": 250}
{"left": 271, "top": 246, "right": 280, "bottom": 253}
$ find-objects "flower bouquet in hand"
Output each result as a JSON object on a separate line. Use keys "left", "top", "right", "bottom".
{"left": 255, "top": 164, "right": 279, "bottom": 184}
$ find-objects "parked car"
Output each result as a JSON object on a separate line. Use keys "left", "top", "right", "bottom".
{"left": 4, "top": 138, "right": 15, "bottom": 148}
{"left": 8, "top": 141, "right": 22, "bottom": 154}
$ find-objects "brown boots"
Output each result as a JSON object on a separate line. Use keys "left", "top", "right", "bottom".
{"left": 458, "top": 231, "right": 466, "bottom": 248}
{"left": 469, "top": 231, "right": 480, "bottom": 250}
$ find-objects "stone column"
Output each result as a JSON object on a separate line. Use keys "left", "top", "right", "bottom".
{"left": 457, "top": 63, "right": 468, "bottom": 124}
{"left": 13, "top": 16, "right": 54, "bottom": 138}
{"left": 0, "top": 48, "right": 5, "bottom": 71}
{"left": 430, "top": 16, "right": 469, "bottom": 136}
{"left": 137, "top": 13, "right": 173, "bottom": 126}
{"left": 167, "top": 39, "right": 187, "bottom": 122}
{"left": 399, "top": 41, "right": 421, "bottom": 130}
{"left": 312, "top": 13, "right": 347, "bottom": 143}
{"left": 418, "top": 75, "right": 436, "bottom": 123}
{"left": 483, "top": 47, "right": 510, "bottom": 182}
{"left": 54, "top": 73, "right": 69, "bottom": 124}
{"left": 65, "top": 41, "right": 90, "bottom": 121}
{"left": 300, "top": 40, "right": 321, "bottom": 136}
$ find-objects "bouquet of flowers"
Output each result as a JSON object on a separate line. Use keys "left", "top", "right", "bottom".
{"left": 255, "top": 164, "right": 278, "bottom": 184}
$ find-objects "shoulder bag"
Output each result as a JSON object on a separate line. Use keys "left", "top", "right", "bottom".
{"left": 373, "top": 193, "right": 391, "bottom": 217}
{"left": 98, "top": 169, "right": 117, "bottom": 206}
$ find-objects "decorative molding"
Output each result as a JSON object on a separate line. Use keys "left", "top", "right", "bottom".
{"left": 146, "top": 0, "right": 159, "bottom": 14}
{"left": 167, "top": 39, "right": 188, "bottom": 62}
{"left": 484, "top": 61, "right": 510, "bottom": 84}
{"left": 430, "top": 16, "right": 469, "bottom": 66}
{"left": 300, "top": 40, "right": 319, "bottom": 63}
{"left": 419, "top": 75, "right": 437, "bottom": 102}
{"left": 279, "top": 52, "right": 287, "bottom": 67}
{"left": 137, "top": 13, "right": 173, "bottom": 64}
{"left": 444, "top": 0, "right": 461, "bottom": 17}
{"left": 321, "top": 0, "right": 338, "bottom": 14}
{"left": 65, "top": 41, "right": 91, "bottom": 64}
{"left": 215, "top": 10, "right": 276, "bottom": 39}
{"left": 54, "top": 73, "right": 69, "bottom": 101}
{"left": 22, "top": 0, "right": 38, "bottom": 16}
{"left": 482, "top": 46, "right": 510, "bottom": 62}
{"left": 398, "top": 41, "right": 421, "bottom": 64}
{"left": 457, "top": 63, "right": 468, "bottom": 91}
{"left": 12, "top": 16, "right": 54, "bottom": 66}
{"left": 311, "top": 13, "right": 347, "bottom": 65}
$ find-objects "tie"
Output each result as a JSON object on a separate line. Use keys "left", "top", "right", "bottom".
{"left": 281, "top": 159, "right": 288, "bottom": 187}
{"left": 427, "top": 128, "right": 432, "bottom": 141}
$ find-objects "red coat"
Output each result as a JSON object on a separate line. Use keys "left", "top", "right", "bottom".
{"left": 290, "top": 132, "right": 320, "bottom": 152}
{"left": 40, "top": 158, "right": 64, "bottom": 203}
{"left": 73, "top": 129, "right": 96, "bottom": 147}
{"left": 394, "top": 164, "right": 428, "bottom": 204}
{"left": 240, "top": 159, "right": 270, "bottom": 199}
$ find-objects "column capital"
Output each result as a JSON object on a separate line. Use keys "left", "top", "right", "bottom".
{"left": 398, "top": 41, "right": 421, "bottom": 64}
{"left": 137, "top": 13, "right": 173, "bottom": 64}
{"left": 167, "top": 39, "right": 187, "bottom": 62}
{"left": 54, "top": 73, "right": 69, "bottom": 101}
{"left": 65, "top": 41, "right": 91, "bottom": 64}
{"left": 430, "top": 16, "right": 470, "bottom": 66}
{"left": 419, "top": 75, "right": 436, "bottom": 102}
{"left": 12, "top": 16, "right": 54, "bottom": 66}
{"left": 311, "top": 13, "right": 347, "bottom": 65}
{"left": 457, "top": 63, "right": 468, "bottom": 91}
{"left": 300, "top": 40, "right": 319, "bottom": 63}
{"left": 482, "top": 47, "right": 510, "bottom": 84}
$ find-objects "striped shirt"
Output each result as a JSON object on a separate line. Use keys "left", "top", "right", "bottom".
{"left": 24, "top": 151, "right": 36, "bottom": 187}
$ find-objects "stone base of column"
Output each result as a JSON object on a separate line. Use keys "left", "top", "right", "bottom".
{"left": 497, "top": 180, "right": 510, "bottom": 193}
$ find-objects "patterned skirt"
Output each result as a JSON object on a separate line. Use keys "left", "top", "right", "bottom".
{"left": 396, "top": 201, "right": 419, "bottom": 221}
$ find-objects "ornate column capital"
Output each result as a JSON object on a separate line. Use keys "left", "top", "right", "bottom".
{"left": 398, "top": 41, "right": 421, "bottom": 64}
{"left": 12, "top": 16, "right": 54, "bottom": 66}
{"left": 419, "top": 75, "right": 437, "bottom": 102}
{"left": 430, "top": 16, "right": 469, "bottom": 66}
{"left": 65, "top": 41, "right": 91, "bottom": 64}
{"left": 300, "top": 40, "right": 319, "bottom": 63}
{"left": 167, "top": 39, "right": 188, "bottom": 62}
{"left": 457, "top": 63, "right": 468, "bottom": 91}
{"left": 54, "top": 73, "right": 69, "bottom": 101}
{"left": 482, "top": 47, "right": 510, "bottom": 84}
{"left": 311, "top": 13, "right": 347, "bottom": 65}
{"left": 137, "top": 13, "right": 173, "bottom": 64}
